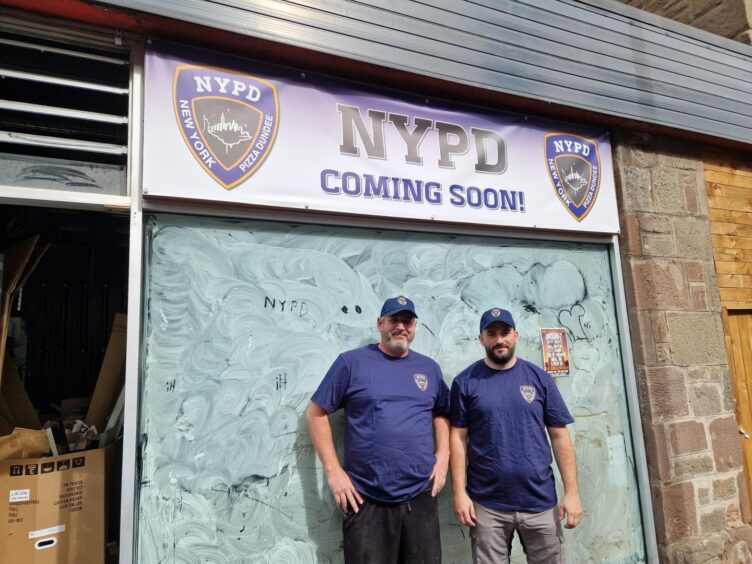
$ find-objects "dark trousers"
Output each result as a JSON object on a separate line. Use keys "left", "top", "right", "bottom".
{"left": 343, "top": 489, "right": 442, "bottom": 564}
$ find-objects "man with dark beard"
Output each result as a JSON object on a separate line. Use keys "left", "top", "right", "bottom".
{"left": 307, "top": 296, "right": 450, "bottom": 564}
{"left": 449, "top": 308, "right": 582, "bottom": 564}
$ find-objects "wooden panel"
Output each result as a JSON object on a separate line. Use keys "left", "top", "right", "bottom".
{"left": 707, "top": 163, "right": 752, "bottom": 318}
{"left": 706, "top": 182, "right": 752, "bottom": 201}
{"left": 724, "top": 309, "right": 752, "bottom": 520}
{"left": 720, "top": 288, "right": 752, "bottom": 303}
{"left": 724, "top": 302, "right": 752, "bottom": 311}
{"left": 711, "top": 222, "right": 752, "bottom": 238}
{"left": 719, "top": 275, "right": 752, "bottom": 289}
{"left": 705, "top": 164, "right": 752, "bottom": 176}
{"left": 713, "top": 235, "right": 752, "bottom": 250}
{"left": 710, "top": 209, "right": 752, "bottom": 227}
{"left": 708, "top": 196, "right": 752, "bottom": 213}
{"left": 744, "top": 315, "right": 752, "bottom": 408}
{"left": 714, "top": 248, "right": 752, "bottom": 263}
{"left": 739, "top": 313, "right": 752, "bottom": 483}
{"left": 705, "top": 169, "right": 752, "bottom": 189}
{"left": 712, "top": 163, "right": 752, "bottom": 520}
{"left": 725, "top": 312, "right": 748, "bottom": 425}
{"left": 716, "top": 262, "right": 752, "bottom": 275}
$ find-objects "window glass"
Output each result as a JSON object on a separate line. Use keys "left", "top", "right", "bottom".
{"left": 138, "top": 214, "right": 645, "bottom": 563}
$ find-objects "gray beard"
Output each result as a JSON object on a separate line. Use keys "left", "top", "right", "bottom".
{"left": 384, "top": 335, "right": 409, "bottom": 354}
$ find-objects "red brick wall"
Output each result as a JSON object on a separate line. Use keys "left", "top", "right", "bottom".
{"left": 613, "top": 130, "right": 752, "bottom": 562}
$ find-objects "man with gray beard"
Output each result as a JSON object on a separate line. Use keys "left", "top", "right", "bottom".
{"left": 307, "top": 296, "right": 450, "bottom": 564}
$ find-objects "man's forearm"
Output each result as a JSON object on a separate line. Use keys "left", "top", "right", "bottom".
{"left": 449, "top": 427, "right": 469, "bottom": 493}
{"left": 449, "top": 426, "right": 477, "bottom": 525}
{"left": 549, "top": 426, "right": 579, "bottom": 494}
{"left": 306, "top": 403, "right": 342, "bottom": 474}
{"left": 434, "top": 416, "right": 450, "bottom": 457}
{"left": 306, "top": 402, "right": 364, "bottom": 512}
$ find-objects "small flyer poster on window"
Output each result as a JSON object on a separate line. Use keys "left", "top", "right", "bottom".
{"left": 540, "top": 328, "right": 570, "bottom": 377}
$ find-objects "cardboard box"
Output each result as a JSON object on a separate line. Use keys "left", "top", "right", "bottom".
{"left": 2, "top": 357, "right": 40, "bottom": 431}
{"left": 0, "top": 428, "right": 49, "bottom": 461}
{"left": 85, "top": 314, "right": 127, "bottom": 431}
{"left": 0, "top": 396, "right": 14, "bottom": 436}
{"left": 0, "top": 448, "right": 108, "bottom": 563}
{"left": 0, "top": 237, "right": 49, "bottom": 385}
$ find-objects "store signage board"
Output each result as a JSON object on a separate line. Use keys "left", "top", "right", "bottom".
{"left": 143, "top": 44, "right": 619, "bottom": 234}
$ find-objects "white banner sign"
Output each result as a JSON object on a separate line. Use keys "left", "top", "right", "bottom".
{"left": 144, "top": 44, "right": 619, "bottom": 233}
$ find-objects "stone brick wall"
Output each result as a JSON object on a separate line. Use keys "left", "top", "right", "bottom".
{"left": 613, "top": 130, "right": 752, "bottom": 562}
{"left": 618, "top": 0, "right": 752, "bottom": 44}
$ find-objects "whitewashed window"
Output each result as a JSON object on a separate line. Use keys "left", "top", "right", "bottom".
{"left": 138, "top": 215, "right": 647, "bottom": 563}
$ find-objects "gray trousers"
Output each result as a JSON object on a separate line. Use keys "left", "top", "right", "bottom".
{"left": 470, "top": 502, "right": 565, "bottom": 564}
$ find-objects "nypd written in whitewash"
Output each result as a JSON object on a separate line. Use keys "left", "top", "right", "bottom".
{"left": 320, "top": 169, "right": 526, "bottom": 213}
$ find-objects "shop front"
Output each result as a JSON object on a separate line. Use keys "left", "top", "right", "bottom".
{"left": 132, "top": 43, "right": 652, "bottom": 562}
{"left": 12, "top": 2, "right": 752, "bottom": 561}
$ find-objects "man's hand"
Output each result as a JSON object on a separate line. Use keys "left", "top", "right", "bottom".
{"left": 430, "top": 452, "right": 449, "bottom": 497}
{"left": 453, "top": 490, "right": 476, "bottom": 526}
{"left": 558, "top": 492, "right": 582, "bottom": 528}
{"left": 326, "top": 466, "right": 364, "bottom": 514}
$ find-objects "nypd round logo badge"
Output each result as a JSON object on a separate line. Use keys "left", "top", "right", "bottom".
{"left": 544, "top": 132, "right": 601, "bottom": 222}
{"left": 397, "top": 296, "right": 407, "bottom": 305}
{"left": 173, "top": 65, "right": 280, "bottom": 190}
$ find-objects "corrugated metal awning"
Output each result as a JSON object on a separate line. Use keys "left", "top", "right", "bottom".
{"left": 95, "top": 0, "right": 752, "bottom": 145}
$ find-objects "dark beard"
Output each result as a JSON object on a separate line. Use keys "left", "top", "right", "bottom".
{"left": 485, "top": 343, "right": 515, "bottom": 365}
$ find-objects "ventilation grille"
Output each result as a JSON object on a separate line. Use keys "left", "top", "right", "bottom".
{"left": 0, "top": 25, "right": 130, "bottom": 167}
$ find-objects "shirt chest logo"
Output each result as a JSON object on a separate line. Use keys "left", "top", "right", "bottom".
{"left": 414, "top": 374, "right": 428, "bottom": 392}
{"left": 520, "top": 385, "right": 536, "bottom": 404}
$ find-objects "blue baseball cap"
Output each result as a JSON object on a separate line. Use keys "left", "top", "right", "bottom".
{"left": 479, "top": 308, "right": 515, "bottom": 332}
{"left": 380, "top": 296, "right": 417, "bottom": 318}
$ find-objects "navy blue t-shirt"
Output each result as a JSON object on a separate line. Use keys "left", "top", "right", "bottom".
{"left": 450, "top": 358, "right": 574, "bottom": 512}
{"left": 312, "top": 344, "right": 450, "bottom": 504}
